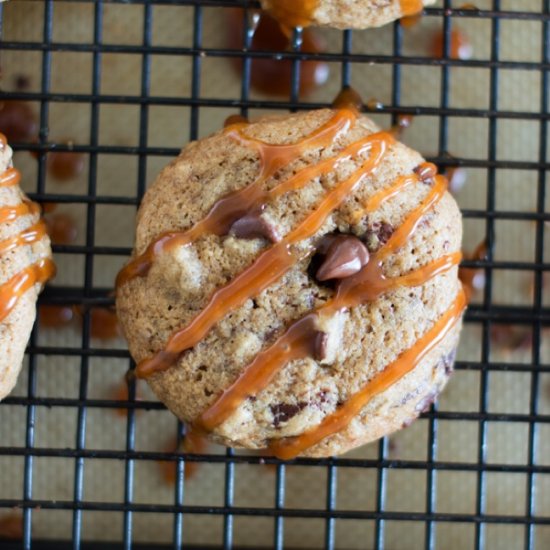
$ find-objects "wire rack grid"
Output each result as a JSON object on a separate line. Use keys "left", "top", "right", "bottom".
{"left": 0, "top": 0, "right": 550, "bottom": 549}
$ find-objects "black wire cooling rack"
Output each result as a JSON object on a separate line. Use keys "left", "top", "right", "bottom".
{"left": 0, "top": 0, "right": 549, "bottom": 549}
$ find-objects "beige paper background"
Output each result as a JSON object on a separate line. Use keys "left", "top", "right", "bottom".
{"left": 1, "top": 0, "right": 550, "bottom": 547}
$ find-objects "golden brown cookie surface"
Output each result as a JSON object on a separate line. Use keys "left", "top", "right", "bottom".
{"left": 116, "top": 109, "right": 463, "bottom": 458}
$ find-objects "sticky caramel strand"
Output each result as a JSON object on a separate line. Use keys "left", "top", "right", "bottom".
{"left": 135, "top": 131, "right": 393, "bottom": 378}
{"left": 116, "top": 108, "right": 357, "bottom": 288}
{"left": 199, "top": 176, "right": 460, "bottom": 431}
{"left": 269, "top": 288, "right": 466, "bottom": 459}
{"left": 0, "top": 132, "right": 55, "bottom": 323}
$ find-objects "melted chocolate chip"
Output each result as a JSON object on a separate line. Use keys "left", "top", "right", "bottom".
{"left": 230, "top": 210, "right": 281, "bottom": 243}
{"left": 365, "top": 222, "right": 394, "bottom": 252}
{"left": 414, "top": 162, "right": 438, "bottom": 185}
{"left": 270, "top": 402, "right": 307, "bottom": 427}
{"left": 316, "top": 235, "right": 369, "bottom": 281}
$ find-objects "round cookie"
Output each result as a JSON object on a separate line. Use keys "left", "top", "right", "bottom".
{"left": 260, "top": 0, "right": 436, "bottom": 30}
{"left": 116, "top": 108, "right": 464, "bottom": 458}
{"left": 0, "top": 135, "right": 54, "bottom": 400}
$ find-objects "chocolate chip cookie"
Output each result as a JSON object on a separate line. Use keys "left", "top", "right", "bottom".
{"left": 116, "top": 107, "right": 464, "bottom": 458}
{"left": 0, "top": 135, "right": 54, "bottom": 400}
{"left": 260, "top": 0, "right": 436, "bottom": 30}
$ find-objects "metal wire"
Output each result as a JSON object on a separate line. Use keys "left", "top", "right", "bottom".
{"left": 0, "top": 1, "right": 549, "bottom": 549}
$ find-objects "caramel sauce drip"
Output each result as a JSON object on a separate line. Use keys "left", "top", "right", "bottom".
{"left": 135, "top": 131, "right": 392, "bottom": 378}
{"left": 224, "top": 114, "right": 248, "bottom": 128}
{"left": 0, "top": 220, "right": 48, "bottom": 256}
{"left": 0, "top": 258, "right": 56, "bottom": 322}
{"left": 264, "top": 0, "right": 318, "bottom": 29}
{"left": 199, "top": 177, "right": 459, "bottom": 431}
{"left": 269, "top": 288, "right": 466, "bottom": 459}
{"left": 160, "top": 425, "right": 208, "bottom": 483}
{"left": 400, "top": 0, "right": 425, "bottom": 17}
{"left": 332, "top": 87, "right": 363, "bottom": 112}
{"left": 0, "top": 200, "right": 40, "bottom": 224}
{"left": 116, "top": 108, "right": 356, "bottom": 288}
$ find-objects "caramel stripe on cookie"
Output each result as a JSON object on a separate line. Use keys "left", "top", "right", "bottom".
{"left": 135, "top": 132, "right": 393, "bottom": 378}
{"left": 0, "top": 220, "right": 48, "bottom": 255}
{"left": 0, "top": 132, "right": 55, "bottom": 323}
{"left": 116, "top": 108, "right": 356, "bottom": 287}
{"left": 0, "top": 168, "right": 21, "bottom": 188}
{"left": 0, "top": 258, "right": 56, "bottom": 322}
{"left": 199, "top": 176, "right": 460, "bottom": 431}
{"left": 0, "top": 201, "right": 41, "bottom": 224}
{"left": 269, "top": 288, "right": 466, "bottom": 459}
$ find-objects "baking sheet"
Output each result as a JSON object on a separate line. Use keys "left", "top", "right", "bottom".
{"left": 1, "top": 0, "right": 550, "bottom": 547}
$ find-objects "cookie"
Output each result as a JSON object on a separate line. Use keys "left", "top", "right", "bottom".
{"left": 116, "top": 106, "right": 464, "bottom": 458}
{"left": 260, "top": 0, "right": 436, "bottom": 30}
{"left": 0, "top": 135, "right": 54, "bottom": 400}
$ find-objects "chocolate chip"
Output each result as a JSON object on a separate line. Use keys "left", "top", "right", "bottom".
{"left": 230, "top": 210, "right": 281, "bottom": 243}
{"left": 313, "top": 331, "right": 329, "bottom": 361}
{"left": 270, "top": 402, "right": 307, "bottom": 427}
{"left": 316, "top": 235, "right": 369, "bottom": 281}
{"left": 414, "top": 162, "right": 438, "bottom": 185}
{"left": 365, "top": 222, "right": 394, "bottom": 252}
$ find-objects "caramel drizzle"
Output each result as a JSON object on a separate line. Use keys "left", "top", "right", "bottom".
{"left": 0, "top": 168, "right": 21, "bottom": 188}
{"left": 269, "top": 287, "right": 466, "bottom": 459}
{"left": 0, "top": 201, "right": 40, "bottom": 224}
{"left": 0, "top": 132, "right": 54, "bottom": 324}
{"left": 199, "top": 176, "right": 459, "bottom": 431}
{"left": 0, "top": 258, "right": 56, "bottom": 322}
{"left": 350, "top": 173, "right": 418, "bottom": 223}
{"left": 116, "top": 108, "right": 357, "bottom": 288}
{"left": 0, "top": 220, "right": 48, "bottom": 256}
{"left": 135, "top": 131, "right": 393, "bottom": 378}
